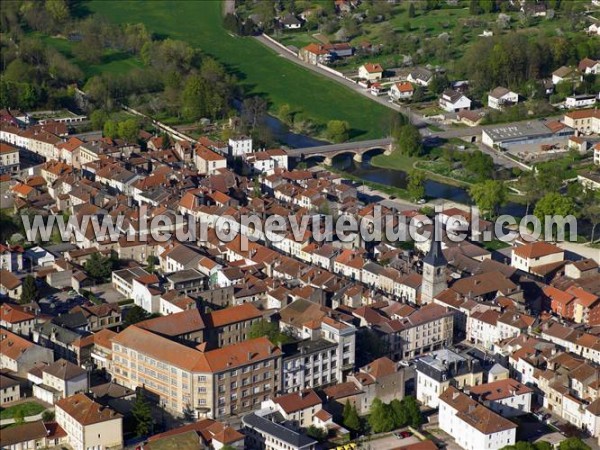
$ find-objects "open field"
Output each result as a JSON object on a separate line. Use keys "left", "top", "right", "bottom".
{"left": 87, "top": 0, "right": 395, "bottom": 140}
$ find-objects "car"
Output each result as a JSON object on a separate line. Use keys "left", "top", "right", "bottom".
{"left": 400, "top": 431, "right": 412, "bottom": 438}
{"left": 417, "top": 198, "right": 426, "bottom": 204}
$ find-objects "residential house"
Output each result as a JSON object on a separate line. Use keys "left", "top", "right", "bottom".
{"left": 439, "top": 89, "right": 472, "bottom": 112}
{"left": 565, "top": 94, "right": 597, "bottom": 109}
{"left": 0, "top": 142, "right": 19, "bottom": 174}
{"left": 511, "top": 242, "right": 564, "bottom": 274}
{"left": 488, "top": 87, "right": 519, "bottom": 110}
{"left": 0, "top": 270, "right": 22, "bottom": 299}
{"left": 407, "top": 68, "right": 433, "bottom": 86}
{"left": 1, "top": 421, "right": 67, "bottom": 450}
{"left": 0, "top": 373, "right": 21, "bottom": 404}
{"left": 358, "top": 63, "right": 383, "bottom": 81}
{"left": 563, "top": 109, "right": 600, "bottom": 135}
{"left": 261, "top": 389, "right": 323, "bottom": 429}
{"left": 0, "top": 303, "right": 37, "bottom": 337}
{"left": 195, "top": 145, "right": 227, "bottom": 175}
{"left": 31, "top": 358, "right": 88, "bottom": 404}
{"left": 242, "top": 408, "right": 317, "bottom": 450}
{"left": 578, "top": 58, "right": 600, "bottom": 75}
{"left": 389, "top": 81, "right": 414, "bottom": 101}
{"left": 552, "top": 66, "right": 579, "bottom": 85}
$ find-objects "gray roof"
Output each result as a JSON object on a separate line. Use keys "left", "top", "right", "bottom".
{"left": 243, "top": 411, "right": 317, "bottom": 449}
{"left": 43, "top": 358, "right": 86, "bottom": 380}
{"left": 423, "top": 217, "right": 447, "bottom": 267}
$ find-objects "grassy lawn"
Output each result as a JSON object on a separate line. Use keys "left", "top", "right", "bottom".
{"left": 482, "top": 239, "right": 511, "bottom": 252}
{"left": 0, "top": 402, "right": 46, "bottom": 420}
{"left": 87, "top": 0, "right": 395, "bottom": 140}
{"left": 370, "top": 151, "right": 419, "bottom": 172}
{"left": 38, "top": 34, "right": 143, "bottom": 79}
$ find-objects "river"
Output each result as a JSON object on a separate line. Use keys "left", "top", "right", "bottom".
{"left": 268, "top": 114, "right": 528, "bottom": 218}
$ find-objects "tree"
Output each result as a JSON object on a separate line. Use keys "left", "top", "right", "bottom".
{"left": 390, "top": 398, "right": 408, "bottom": 427}
{"left": 132, "top": 391, "right": 154, "bottom": 437}
{"left": 469, "top": 180, "right": 507, "bottom": 218}
{"left": 518, "top": 171, "right": 542, "bottom": 217}
{"left": 583, "top": 198, "right": 600, "bottom": 243}
{"left": 326, "top": 120, "right": 350, "bottom": 143}
{"left": 558, "top": 438, "right": 591, "bottom": 450}
{"left": 20, "top": 275, "right": 39, "bottom": 304}
{"left": 343, "top": 401, "right": 360, "bottom": 432}
{"left": 429, "top": 74, "right": 450, "bottom": 95}
{"left": 84, "top": 252, "right": 114, "bottom": 281}
{"left": 13, "top": 408, "right": 25, "bottom": 425}
{"left": 117, "top": 119, "right": 140, "bottom": 143}
{"left": 408, "top": 3, "right": 416, "bottom": 18}
{"left": 90, "top": 110, "right": 109, "bottom": 131}
{"left": 146, "top": 255, "right": 157, "bottom": 274}
{"left": 306, "top": 425, "right": 328, "bottom": 441}
{"left": 533, "top": 192, "right": 577, "bottom": 232}
{"left": 407, "top": 169, "right": 426, "bottom": 202}
{"left": 368, "top": 398, "right": 396, "bottom": 433}
{"left": 103, "top": 120, "right": 118, "bottom": 139}
{"left": 242, "top": 96, "right": 268, "bottom": 132}
{"left": 402, "top": 396, "right": 424, "bottom": 428}
{"left": 394, "top": 124, "right": 423, "bottom": 156}
{"left": 45, "top": 0, "right": 69, "bottom": 24}
{"left": 124, "top": 305, "right": 151, "bottom": 327}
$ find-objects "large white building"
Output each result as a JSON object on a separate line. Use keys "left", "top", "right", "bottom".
{"left": 469, "top": 378, "right": 533, "bottom": 417}
{"left": 439, "top": 386, "right": 517, "bottom": 450}
{"left": 55, "top": 393, "right": 123, "bottom": 450}
{"left": 229, "top": 136, "right": 253, "bottom": 157}
{"left": 416, "top": 349, "right": 483, "bottom": 408}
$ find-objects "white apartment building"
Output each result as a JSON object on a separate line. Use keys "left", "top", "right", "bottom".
{"left": 229, "top": 136, "right": 253, "bottom": 156}
{"left": 0, "top": 142, "right": 19, "bottom": 174}
{"left": 55, "top": 393, "right": 123, "bottom": 450}
{"left": 439, "top": 386, "right": 517, "bottom": 450}
{"left": 30, "top": 359, "right": 88, "bottom": 404}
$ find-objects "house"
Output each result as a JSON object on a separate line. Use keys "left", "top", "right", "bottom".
{"left": 407, "top": 68, "right": 433, "bottom": 86}
{"left": 347, "top": 357, "right": 406, "bottom": 407}
{"left": 552, "top": 66, "right": 579, "bottom": 85}
{"left": 0, "top": 243, "right": 23, "bottom": 272}
{"left": 1, "top": 420, "right": 67, "bottom": 450}
{"left": 578, "top": 58, "right": 600, "bottom": 75}
{"left": 511, "top": 242, "right": 564, "bottom": 274}
{"left": 468, "top": 378, "right": 533, "bottom": 417}
{"left": 195, "top": 145, "right": 227, "bottom": 175}
{"left": 144, "top": 419, "right": 244, "bottom": 450}
{"left": 439, "top": 386, "right": 517, "bottom": 450}
{"left": 439, "top": 89, "right": 471, "bottom": 112}
{"left": 565, "top": 94, "right": 597, "bottom": 109}
{"left": 1, "top": 373, "right": 21, "bottom": 404}
{"left": 488, "top": 87, "right": 519, "bottom": 110}
{"left": 31, "top": 358, "right": 88, "bottom": 404}
{"left": 0, "top": 303, "right": 36, "bottom": 337}
{"left": 0, "top": 270, "right": 22, "bottom": 299}
{"left": 0, "top": 329, "right": 54, "bottom": 376}
{"left": 56, "top": 393, "right": 123, "bottom": 450}
{"left": 299, "top": 43, "right": 331, "bottom": 65}
{"left": 563, "top": 109, "right": 600, "bottom": 134}
{"left": 389, "top": 81, "right": 414, "bottom": 101}
{"left": 358, "top": 63, "right": 383, "bottom": 81}
{"left": 261, "top": 389, "right": 323, "bottom": 429}
{"left": 587, "top": 23, "right": 600, "bottom": 36}
{"left": 228, "top": 136, "right": 253, "bottom": 157}
{"left": 280, "top": 13, "right": 302, "bottom": 29}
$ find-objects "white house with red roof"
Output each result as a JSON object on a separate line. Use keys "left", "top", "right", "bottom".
{"left": 389, "top": 81, "right": 414, "bottom": 100}
{"left": 511, "top": 242, "right": 564, "bottom": 273}
{"left": 358, "top": 63, "right": 383, "bottom": 81}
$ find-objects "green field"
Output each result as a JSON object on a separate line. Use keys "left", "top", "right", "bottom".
{"left": 87, "top": 0, "right": 394, "bottom": 140}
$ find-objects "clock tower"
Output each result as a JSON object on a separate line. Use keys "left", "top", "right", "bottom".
{"left": 421, "top": 217, "right": 447, "bottom": 304}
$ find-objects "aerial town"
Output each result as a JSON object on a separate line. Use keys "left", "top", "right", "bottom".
{"left": 0, "top": 1, "right": 600, "bottom": 450}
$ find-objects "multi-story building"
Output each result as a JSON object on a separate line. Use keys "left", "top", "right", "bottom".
{"left": 242, "top": 408, "right": 317, "bottom": 450}
{"left": 374, "top": 303, "right": 454, "bottom": 361}
{"left": 511, "top": 241, "right": 564, "bottom": 274}
{"left": 55, "top": 393, "right": 123, "bottom": 450}
{"left": 563, "top": 109, "right": 600, "bottom": 135}
{"left": 0, "top": 142, "right": 19, "bottom": 174}
{"left": 469, "top": 378, "right": 533, "bottom": 417}
{"left": 439, "top": 386, "right": 517, "bottom": 450}
{"left": 416, "top": 349, "right": 483, "bottom": 408}
{"left": 111, "top": 325, "right": 282, "bottom": 419}
{"left": 0, "top": 329, "right": 53, "bottom": 376}
{"left": 30, "top": 359, "right": 88, "bottom": 404}
{"left": 0, "top": 303, "right": 37, "bottom": 338}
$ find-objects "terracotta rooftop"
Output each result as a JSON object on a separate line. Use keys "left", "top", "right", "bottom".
{"left": 55, "top": 393, "right": 121, "bottom": 425}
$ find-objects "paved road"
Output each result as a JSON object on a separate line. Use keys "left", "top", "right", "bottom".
{"left": 254, "top": 34, "right": 428, "bottom": 128}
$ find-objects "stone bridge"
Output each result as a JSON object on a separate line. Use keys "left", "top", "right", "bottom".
{"left": 286, "top": 138, "right": 394, "bottom": 165}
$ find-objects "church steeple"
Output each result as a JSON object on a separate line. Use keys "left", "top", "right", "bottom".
{"left": 421, "top": 215, "right": 447, "bottom": 304}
